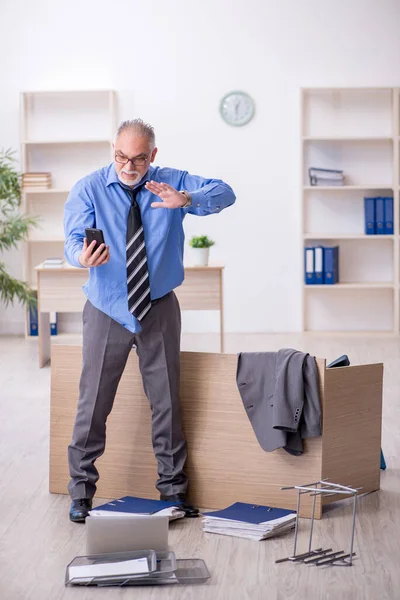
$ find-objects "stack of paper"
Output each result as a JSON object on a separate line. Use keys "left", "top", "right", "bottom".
{"left": 68, "top": 556, "right": 150, "bottom": 585}
{"left": 202, "top": 502, "right": 296, "bottom": 541}
{"left": 89, "top": 496, "right": 185, "bottom": 522}
{"left": 42, "top": 258, "right": 64, "bottom": 269}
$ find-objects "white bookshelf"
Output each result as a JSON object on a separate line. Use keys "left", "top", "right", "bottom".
{"left": 301, "top": 87, "right": 400, "bottom": 333}
{"left": 20, "top": 89, "right": 117, "bottom": 335}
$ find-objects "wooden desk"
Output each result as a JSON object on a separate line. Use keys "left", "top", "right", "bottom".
{"left": 50, "top": 346, "right": 383, "bottom": 518}
{"left": 35, "top": 263, "right": 224, "bottom": 368}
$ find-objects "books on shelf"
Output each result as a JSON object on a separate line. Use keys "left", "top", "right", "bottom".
{"left": 364, "top": 197, "right": 393, "bottom": 235}
{"left": 22, "top": 172, "right": 52, "bottom": 189}
{"left": 304, "top": 245, "right": 339, "bottom": 285}
{"left": 308, "top": 167, "right": 345, "bottom": 187}
{"left": 202, "top": 502, "right": 296, "bottom": 541}
{"left": 89, "top": 496, "right": 185, "bottom": 522}
{"left": 42, "top": 258, "right": 64, "bottom": 268}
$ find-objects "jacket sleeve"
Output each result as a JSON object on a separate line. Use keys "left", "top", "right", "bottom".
{"left": 300, "top": 356, "right": 322, "bottom": 438}
{"left": 272, "top": 349, "right": 305, "bottom": 433}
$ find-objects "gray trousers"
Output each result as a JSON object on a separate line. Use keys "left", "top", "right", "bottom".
{"left": 67, "top": 291, "right": 188, "bottom": 500}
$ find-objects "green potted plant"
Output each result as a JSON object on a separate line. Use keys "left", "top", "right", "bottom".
{"left": 0, "top": 148, "right": 37, "bottom": 308}
{"left": 188, "top": 235, "right": 215, "bottom": 266}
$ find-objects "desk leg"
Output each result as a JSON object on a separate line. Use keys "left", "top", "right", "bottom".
{"left": 38, "top": 311, "right": 51, "bottom": 368}
{"left": 220, "top": 270, "right": 224, "bottom": 353}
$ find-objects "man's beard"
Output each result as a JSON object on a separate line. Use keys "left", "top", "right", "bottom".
{"left": 118, "top": 169, "right": 142, "bottom": 187}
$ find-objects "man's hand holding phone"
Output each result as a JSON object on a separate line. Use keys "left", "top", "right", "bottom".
{"left": 79, "top": 237, "right": 110, "bottom": 268}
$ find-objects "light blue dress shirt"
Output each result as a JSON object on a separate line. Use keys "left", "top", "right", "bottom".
{"left": 64, "top": 163, "right": 236, "bottom": 333}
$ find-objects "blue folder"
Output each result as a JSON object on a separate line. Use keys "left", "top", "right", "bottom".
{"left": 383, "top": 197, "right": 393, "bottom": 235}
{"left": 94, "top": 496, "right": 179, "bottom": 515}
{"left": 323, "top": 246, "right": 339, "bottom": 285}
{"left": 364, "top": 197, "right": 375, "bottom": 235}
{"left": 375, "top": 197, "right": 385, "bottom": 234}
{"left": 28, "top": 304, "right": 38, "bottom": 336}
{"left": 202, "top": 502, "right": 295, "bottom": 524}
{"left": 314, "top": 246, "right": 324, "bottom": 284}
{"left": 304, "top": 247, "right": 316, "bottom": 284}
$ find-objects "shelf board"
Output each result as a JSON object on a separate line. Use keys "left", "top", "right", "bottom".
{"left": 303, "top": 136, "right": 393, "bottom": 142}
{"left": 24, "top": 188, "right": 70, "bottom": 194}
{"left": 305, "top": 282, "right": 394, "bottom": 290}
{"left": 303, "top": 185, "right": 393, "bottom": 191}
{"left": 303, "top": 329, "right": 397, "bottom": 336}
{"left": 302, "top": 86, "right": 394, "bottom": 92}
{"left": 22, "top": 89, "right": 114, "bottom": 95}
{"left": 304, "top": 234, "right": 395, "bottom": 240}
{"left": 28, "top": 238, "right": 65, "bottom": 243}
{"left": 22, "top": 139, "right": 111, "bottom": 145}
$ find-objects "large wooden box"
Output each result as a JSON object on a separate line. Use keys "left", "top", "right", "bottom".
{"left": 50, "top": 346, "right": 383, "bottom": 518}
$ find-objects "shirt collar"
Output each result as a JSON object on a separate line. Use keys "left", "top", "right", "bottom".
{"left": 106, "top": 163, "right": 154, "bottom": 189}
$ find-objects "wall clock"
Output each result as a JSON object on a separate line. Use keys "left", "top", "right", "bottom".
{"left": 219, "top": 91, "right": 255, "bottom": 126}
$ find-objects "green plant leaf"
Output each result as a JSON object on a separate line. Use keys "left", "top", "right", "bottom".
{"left": 0, "top": 262, "right": 37, "bottom": 307}
{"left": 0, "top": 148, "right": 37, "bottom": 308}
{"left": 189, "top": 235, "right": 215, "bottom": 248}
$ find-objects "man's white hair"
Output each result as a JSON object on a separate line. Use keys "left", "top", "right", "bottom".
{"left": 114, "top": 119, "right": 156, "bottom": 148}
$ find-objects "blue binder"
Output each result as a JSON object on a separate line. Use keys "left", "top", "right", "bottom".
{"left": 28, "top": 304, "right": 38, "bottom": 336}
{"left": 202, "top": 502, "right": 295, "bottom": 523}
{"left": 93, "top": 496, "right": 179, "bottom": 515}
{"left": 50, "top": 312, "right": 58, "bottom": 336}
{"left": 380, "top": 449, "right": 387, "bottom": 470}
{"left": 314, "top": 246, "right": 324, "bottom": 284}
{"left": 364, "top": 197, "right": 375, "bottom": 235}
{"left": 375, "top": 197, "right": 385, "bottom": 235}
{"left": 324, "top": 246, "right": 339, "bottom": 284}
{"left": 304, "top": 247, "right": 316, "bottom": 284}
{"left": 383, "top": 197, "right": 393, "bottom": 235}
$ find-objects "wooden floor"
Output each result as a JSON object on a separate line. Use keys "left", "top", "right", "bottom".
{"left": 0, "top": 332, "right": 399, "bottom": 600}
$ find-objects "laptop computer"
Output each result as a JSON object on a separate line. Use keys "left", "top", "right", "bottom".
{"left": 86, "top": 513, "right": 169, "bottom": 555}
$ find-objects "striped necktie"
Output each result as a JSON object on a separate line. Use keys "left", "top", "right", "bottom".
{"left": 125, "top": 182, "right": 152, "bottom": 321}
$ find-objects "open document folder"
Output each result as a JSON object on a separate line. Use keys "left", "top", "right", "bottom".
{"left": 202, "top": 502, "right": 296, "bottom": 541}
{"left": 89, "top": 496, "right": 185, "bottom": 521}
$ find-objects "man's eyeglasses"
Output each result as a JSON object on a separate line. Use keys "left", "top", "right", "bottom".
{"left": 115, "top": 152, "right": 148, "bottom": 166}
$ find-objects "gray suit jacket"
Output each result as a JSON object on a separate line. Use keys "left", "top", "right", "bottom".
{"left": 236, "top": 349, "right": 321, "bottom": 455}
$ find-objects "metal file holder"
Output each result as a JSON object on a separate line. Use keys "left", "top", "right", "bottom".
{"left": 275, "top": 480, "right": 360, "bottom": 567}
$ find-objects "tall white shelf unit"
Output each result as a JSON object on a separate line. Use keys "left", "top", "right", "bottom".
{"left": 20, "top": 89, "right": 117, "bottom": 336}
{"left": 301, "top": 87, "right": 400, "bottom": 334}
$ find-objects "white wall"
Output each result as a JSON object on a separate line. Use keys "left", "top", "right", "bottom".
{"left": 1, "top": 0, "right": 400, "bottom": 334}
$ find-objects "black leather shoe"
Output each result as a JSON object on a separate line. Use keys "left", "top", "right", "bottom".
{"left": 69, "top": 498, "right": 92, "bottom": 523}
{"left": 160, "top": 493, "right": 199, "bottom": 518}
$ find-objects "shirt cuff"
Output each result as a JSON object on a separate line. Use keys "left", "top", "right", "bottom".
{"left": 189, "top": 190, "right": 222, "bottom": 214}
{"left": 72, "top": 249, "right": 84, "bottom": 268}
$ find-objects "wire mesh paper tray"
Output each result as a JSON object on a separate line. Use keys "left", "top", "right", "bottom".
{"left": 65, "top": 550, "right": 211, "bottom": 587}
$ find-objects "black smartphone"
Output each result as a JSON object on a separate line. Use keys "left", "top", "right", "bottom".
{"left": 85, "top": 228, "right": 106, "bottom": 253}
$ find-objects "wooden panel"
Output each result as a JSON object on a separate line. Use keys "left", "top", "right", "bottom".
{"left": 321, "top": 363, "right": 383, "bottom": 505}
{"left": 175, "top": 269, "right": 221, "bottom": 310}
{"left": 39, "top": 271, "right": 87, "bottom": 312}
{"left": 50, "top": 346, "right": 327, "bottom": 517}
{"left": 180, "top": 353, "right": 324, "bottom": 518}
